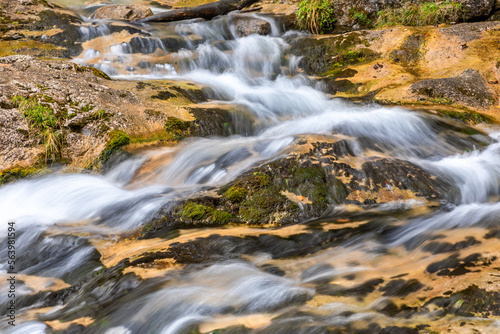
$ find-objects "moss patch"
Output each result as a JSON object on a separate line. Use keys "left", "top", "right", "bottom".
{"left": 0, "top": 165, "right": 45, "bottom": 185}
{"left": 182, "top": 202, "right": 212, "bottom": 220}
{"left": 105, "top": 130, "right": 130, "bottom": 151}
{"left": 74, "top": 64, "right": 111, "bottom": 80}
{"left": 289, "top": 33, "right": 378, "bottom": 76}
{"left": 435, "top": 109, "right": 494, "bottom": 125}
{"left": 224, "top": 186, "right": 248, "bottom": 203}
{"left": 0, "top": 40, "right": 65, "bottom": 58}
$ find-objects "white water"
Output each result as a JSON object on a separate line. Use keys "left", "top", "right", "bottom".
{"left": 2, "top": 7, "right": 500, "bottom": 333}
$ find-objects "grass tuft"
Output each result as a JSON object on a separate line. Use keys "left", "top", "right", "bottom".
{"left": 297, "top": 0, "right": 336, "bottom": 34}
{"left": 376, "top": 1, "right": 464, "bottom": 27}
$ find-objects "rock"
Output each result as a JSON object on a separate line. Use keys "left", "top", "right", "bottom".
{"left": 84, "top": 0, "right": 112, "bottom": 6}
{"left": 139, "top": 136, "right": 459, "bottom": 238}
{"left": 287, "top": 32, "right": 379, "bottom": 76}
{"left": 411, "top": 69, "right": 496, "bottom": 108}
{"left": 458, "top": 0, "right": 495, "bottom": 21}
{"left": 90, "top": 4, "right": 154, "bottom": 21}
{"left": 230, "top": 15, "right": 272, "bottom": 37}
{"left": 440, "top": 21, "right": 500, "bottom": 42}
{"left": 330, "top": 0, "right": 496, "bottom": 32}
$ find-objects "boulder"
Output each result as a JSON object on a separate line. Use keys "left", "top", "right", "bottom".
{"left": 411, "top": 69, "right": 496, "bottom": 108}
{"left": 90, "top": 4, "right": 154, "bottom": 21}
{"left": 330, "top": 0, "right": 496, "bottom": 33}
{"left": 230, "top": 15, "right": 271, "bottom": 37}
{"left": 84, "top": 0, "right": 112, "bottom": 6}
{"left": 458, "top": 0, "right": 495, "bottom": 20}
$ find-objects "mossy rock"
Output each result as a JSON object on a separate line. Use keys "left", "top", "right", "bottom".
{"left": 73, "top": 64, "right": 111, "bottom": 80}
{"left": 435, "top": 109, "right": 495, "bottom": 125}
{"left": 211, "top": 209, "right": 233, "bottom": 224}
{"left": 426, "top": 284, "right": 500, "bottom": 318}
{"left": 224, "top": 186, "right": 248, "bottom": 203}
{"left": 0, "top": 165, "right": 45, "bottom": 185}
{"left": 165, "top": 117, "right": 191, "bottom": 132}
{"left": 105, "top": 130, "right": 130, "bottom": 151}
{"left": 287, "top": 32, "right": 378, "bottom": 76}
{"left": 182, "top": 202, "right": 212, "bottom": 220}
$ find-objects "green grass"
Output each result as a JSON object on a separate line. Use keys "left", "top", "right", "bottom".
{"left": 297, "top": 0, "right": 336, "bottom": 34}
{"left": 12, "top": 95, "right": 63, "bottom": 162}
{"left": 350, "top": 9, "right": 372, "bottom": 27}
{"left": 13, "top": 95, "right": 57, "bottom": 131}
{"left": 376, "top": 1, "right": 464, "bottom": 27}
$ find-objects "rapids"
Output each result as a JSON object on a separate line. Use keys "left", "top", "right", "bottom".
{"left": 1, "top": 1, "right": 500, "bottom": 333}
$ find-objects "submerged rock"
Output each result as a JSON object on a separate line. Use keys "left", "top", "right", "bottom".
{"left": 90, "top": 4, "right": 154, "bottom": 21}
{"left": 411, "top": 69, "right": 496, "bottom": 109}
{"left": 140, "top": 136, "right": 458, "bottom": 238}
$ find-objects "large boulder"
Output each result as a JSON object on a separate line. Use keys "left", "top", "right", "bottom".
{"left": 330, "top": 0, "right": 496, "bottom": 32}
{"left": 90, "top": 4, "right": 154, "bottom": 21}
{"left": 411, "top": 69, "right": 496, "bottom": 109}
{"left": 229, "top": 15, "right": 272, "bottom": 37}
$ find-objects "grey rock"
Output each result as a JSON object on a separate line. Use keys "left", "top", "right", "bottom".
{"left": 90, "top": 4, "right": 154, "bottom": 21}
{"left": 411, "top": 69, "right": 496, "bottom": 108}
{"left": 230, "top": 15, "right": 272, "bottom": 37}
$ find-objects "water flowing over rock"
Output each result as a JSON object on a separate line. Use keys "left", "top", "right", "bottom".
{"left": 1, "top": 1, "right": 500, "bottom": 334}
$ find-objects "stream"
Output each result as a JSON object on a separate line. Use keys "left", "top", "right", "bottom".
{"left": 1, "top": 1, "right": 500, "bottom": 333}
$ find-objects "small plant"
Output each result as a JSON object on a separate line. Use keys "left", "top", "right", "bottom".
{"left": 297, "top": 0, "right": 336, "bottom": 34}
{"left": 376, "top": 1, "right": 464, "bottom": 27}
{"left": 12, "top": 95, "right": 63, "bottom": 162}
{"left": 13, "top": 95, "right": 57, "bottom": 131}
{"left": 80, "top": 104, "right": 95, "bottom": 112}
{"left": 42, "top": 128, "right": 63, "bottom": 162}
{"left": 350, "top": 9, "right": 371, "bottom": 27}
{"left": 36, "top": 83, "right": 49, "bottom": 91}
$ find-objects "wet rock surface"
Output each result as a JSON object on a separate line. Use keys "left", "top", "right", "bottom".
{"left": 139, "top": 133, "right": 463, "bottom": 239}
{"left": 1, "top": 2, "right": 500, "bottom": 334}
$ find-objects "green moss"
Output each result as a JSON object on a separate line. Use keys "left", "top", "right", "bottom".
{"left": 224, "top": 186, "right": 248, "bottom": 203}
{"left": 292, "top": 165, "right": 331, "bottom": 206}
{"left": 253, "top": 172, "right": 272, "bottom": 187}
{"left": 323, "top": 48, "right": 378, "bottom": 77}
{"left": 182, "top": 202, "right": 212, "bottom": 220}
{"left": 73, "top": 64, "right": 111, "bottom": 80}
{"left": 429, "top": 97, "right": 453, "bottom": 105}
{"left": 129, "top": 130, "right": 174, "bottom": 145}
{"left": 165, "top": 117, "right": 191, "bottom": 132}
{"left": 211, "top": 210, "right": 233, "bottom": 224}
{"left": 437, "top": 109, "right": 494, "bottom": 125}
{"left": 105, "top": 130, "right": 130, "bottom": 151}
{"left": 239, "top": 188, "right": 288, "bottom": 222}
{"left": 0, "top": 165, "right": 44, "bottom": 185}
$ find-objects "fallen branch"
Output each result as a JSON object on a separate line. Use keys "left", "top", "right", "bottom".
{"left": 133, "top": 0, "right": 260, "bottom": 24}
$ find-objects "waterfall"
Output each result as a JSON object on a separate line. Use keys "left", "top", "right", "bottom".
{"left": 1, "top": 3, "right": 500, "bottom": 333}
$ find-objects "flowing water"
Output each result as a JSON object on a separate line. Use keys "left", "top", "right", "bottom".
{"left": 1, "top": 1, "right": 500, "bottom": 333}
